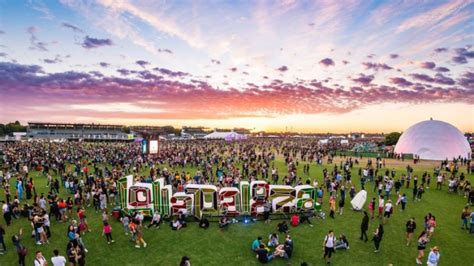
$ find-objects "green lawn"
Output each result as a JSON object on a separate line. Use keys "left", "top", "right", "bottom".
{"left": 1, "top": 158, "right": 473, "bottom": 266}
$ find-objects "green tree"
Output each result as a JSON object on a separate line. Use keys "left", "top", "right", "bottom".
{"left": 122, "top": 126, "right": 131, "bottom": 134}
{"left": 0, "top": 121, "right": 27, "bottom": 136}
{"left": 384, "top": 132, "right": 401, "bottom": 146}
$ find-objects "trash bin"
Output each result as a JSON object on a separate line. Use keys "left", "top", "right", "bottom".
{"left": 112, "top": 208, "right": 122, "bottom": 220}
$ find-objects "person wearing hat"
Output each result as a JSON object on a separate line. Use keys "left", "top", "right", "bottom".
{"left": 427, "top": 246, "right": 440, "bottom": 266}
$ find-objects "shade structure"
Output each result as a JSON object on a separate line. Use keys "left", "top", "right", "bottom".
{"left": 394, "top": 119, "right": 471, "bottom": 160}
{"left": 204, "top": 131, "right": 247, "bottom": 141}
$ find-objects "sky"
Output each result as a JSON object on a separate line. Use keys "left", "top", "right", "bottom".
{"left": 0, "top": 0, "right": 473, "bottom": 133}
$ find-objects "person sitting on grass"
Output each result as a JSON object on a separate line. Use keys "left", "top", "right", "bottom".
{"left": 277, "top": 221, "right": 289, "bottom": 234}
{"left": 147, "top": 211, "right": 161, "bottom": 229}
{"left": 199, "top": 217, "right": 209, "bottom": 229}
{"left": 273, "top": 244, "right": 287, "bottom": 259}
{"left": 285, "top": 234, "right": 293, "bottom": 249}
{"left": 267, "top": 233, "right": 279, "bottom": 247}
{"left": 299, "top": 211, "right": 314, "bottom": 227}
{"left": 335, "top": 234, "right": 350, "bottom": 250}
{"left": 256, "top": 244, "right": 273, "bottom": 263}
{"left": 284, "top": 240, "right": 293, "bottom": 258}
{"left": 219, "top": 216, "right": 230, "bottom": 229}
{"left": 171, "top": 217, "right": 182, "bottom": 231}
{"left": 252, "top": 236, "right": 263, "bottom": 252}
{"left": 177, "top": 211, "right": 187, "bottom": 227}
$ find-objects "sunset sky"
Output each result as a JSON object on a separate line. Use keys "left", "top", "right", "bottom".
{"left": 0, "top": 0, "right": 473, "bottom": 133}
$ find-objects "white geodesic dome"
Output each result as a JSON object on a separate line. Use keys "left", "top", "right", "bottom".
{"left": 394, "top": 119, "right": 471, "bottom": 160}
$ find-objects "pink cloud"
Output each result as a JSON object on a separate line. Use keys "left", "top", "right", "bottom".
{"left": 319, "top": 58, "right": 335, "bottom": 67}
{"left": 1, "top": 62, "right": 473, "bottom": 123}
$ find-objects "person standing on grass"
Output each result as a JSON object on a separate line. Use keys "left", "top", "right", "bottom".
{"left": 263, "top": 201, "right": 271, "bottom": 224}
{"left": 2, "top": 200, "right": 12, "bottom": 226}
{"left": 338, "top": 197, "right": 345, "bottom": 216}
{"left": 134, "top": 221, "right": 147, "bottom": 248}
{"left": 77, "top": 207, "right": 90, "bottom": 233}
{"left": 406, "top": 217, "right": 417, "bottom": 246}
{"left": 373, "top": 224, "right": 383, "bottom": 253}
{"left": 323, "top": 230, "right": 336, "bottom": 265}
{"left": 99, "top": 191, "right": 107, "bottom": 211}
{"left": 102, "top": 222, "right": 115, "bottom": 244}
{"left": 369, "top": 197, "right": 376, "bottom": 219}
{"left": 400, "top": 193, "right": 407, "bottom": 211}
{"left": 360, "top": 211, "right": 369, "bottom": 242}
{"left": 427, "top": 216, "right": 437, "bottom": 239}
{"left": 0, "top": 224, "right": 6, "bottom": 254}
{"left": 427, "top": 246, "right": 440, "bottom": 266}
{"left": 416, "top": 185, "right": 424, "bottom": 201}
{"left": 461, "top": 206, "right": 470, "bottom": 230}
{"left": 412, "top": 185, "right": 418, "bottom": 202}
{"left": 34, "top": 250, "right": 48, "bottom": 266}
{"left": 469, "top": 211, "right": 474, "bottom": 234}
{"left": 383, "top": 200, "right": 393, "bottom": 224}
{"left": 329, "top": 196, "right": 336, "bottom": 219}
{"left": 66, "top": 197, "right": 73, "bottom": 220}
{"left": 51, "top": 249, "right": 66, "bottom": 266}
{"left": 436, "top": 174, "right": 443, "bottom": 190}
{"left": 416, "top": 231, "right": 429, "bottom": 265}
{"left": 378, "top": 195, "right": 384, "bottom": 218}
{"left": 121, "top": 214, "right": 130, "bottom": 235}
{"left": 101, "top": 209, "right": 109, "bottom": 225}
{"left": 12, "top": 228, "right": 27, "bottom": 266}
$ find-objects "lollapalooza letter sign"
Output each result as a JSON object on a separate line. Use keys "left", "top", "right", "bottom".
{"left": 118, "top": 175, "right": 318, "bottom": 217}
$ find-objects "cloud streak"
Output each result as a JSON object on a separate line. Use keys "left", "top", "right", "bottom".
{"left": 27, "top": 26, "right": 48, "bottom": 52}
{"left": 81, "top": 36, "right": 113, "bottom": 49}
{"left": 1, "top": 61, "right": 472, "bottom": 121}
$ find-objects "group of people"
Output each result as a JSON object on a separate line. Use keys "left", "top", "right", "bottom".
{"left": 251, "top": 233, "right": 294, "bottom": 263}
{"left": 0, "top": 139, "right": 471, "bottom": 265}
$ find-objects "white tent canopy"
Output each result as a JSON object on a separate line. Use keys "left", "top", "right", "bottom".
{"left": 204, "top": 131, "right": 247, "bottom": 141}
{"left": 394, "top": 119, "right": 471, "bottom": 160}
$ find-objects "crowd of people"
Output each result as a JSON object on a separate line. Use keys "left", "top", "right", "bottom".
{"left": 0, "top": 139, "right": 472, "bottom": 265}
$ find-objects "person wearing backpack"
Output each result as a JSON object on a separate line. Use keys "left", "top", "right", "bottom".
{"left": 34, "top": 250, "right": 48, "bottom": 266}
{"left": 323, "top": 230, "right": 336, "bottom": 264}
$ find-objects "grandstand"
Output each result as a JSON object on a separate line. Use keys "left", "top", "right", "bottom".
{"left": 27, "top": 122, "right": 130, "bottom": 140}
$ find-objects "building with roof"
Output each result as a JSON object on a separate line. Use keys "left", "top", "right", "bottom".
{"left": 27, "top": 122, "right": 130, "bottom": 140}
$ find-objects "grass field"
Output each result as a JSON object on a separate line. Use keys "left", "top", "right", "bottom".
{"left": 1, "top": 157, "right": 473, "bottom": 266}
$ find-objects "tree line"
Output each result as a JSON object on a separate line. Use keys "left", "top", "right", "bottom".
{"left": 0, "top": 121, "right": 27, "bottom": 136}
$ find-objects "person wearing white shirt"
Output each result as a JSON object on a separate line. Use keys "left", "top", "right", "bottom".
{"left": 51, "top": 249, "right": 66, "bottom": 266}
{"left": 34, "top": 251, "right": 47, "bottom": 266}
{"left": 436, "top": 175, "right": 443, "bottom": 190}
{"left": 378, "top": 196, "right": 385, "bottom": 218}
{"left": 2, "top": 201, "right": 11, "bottom": 226}
{"left": 135, "top": 212, "right": 144, "bottom": 226}
{"left": 323, "top": 230, "right": 336, "bottom": 264}
{"left": 383, "top": 200, "right": 393, "bottom": 223}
